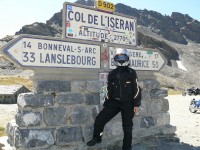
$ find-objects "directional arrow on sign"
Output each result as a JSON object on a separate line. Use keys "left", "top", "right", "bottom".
{"left": 0, "top": 35, "right": 101, "bottom": 69}
{"left": 109, "top": 47, "right": 166, "bottom": 71}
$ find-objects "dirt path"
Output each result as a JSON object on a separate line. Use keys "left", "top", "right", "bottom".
{"left": 0, "top": 104, "right": 17, "bottom": 127}
{"left": 167, "top": 94, "right": 200, "bottom": 147}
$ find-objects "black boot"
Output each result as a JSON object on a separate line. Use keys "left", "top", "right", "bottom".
{"left": 87, "top": 138, "right": 102, "bottom": 146}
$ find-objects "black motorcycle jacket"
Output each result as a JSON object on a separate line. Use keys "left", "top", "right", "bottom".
{"left": 106, "top": 66, "right": 141, "bottom": 107}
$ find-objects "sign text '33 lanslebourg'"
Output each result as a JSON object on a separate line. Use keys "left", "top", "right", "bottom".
{"left": 3, "top": 37, "right": 101, "bottom": 69}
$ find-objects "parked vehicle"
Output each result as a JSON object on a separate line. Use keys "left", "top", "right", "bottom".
{"left": 189, "top": 98, "right": 200, "bottom": 113}
{"left": 182, "top": 87, "right": 200, "bottom": 96}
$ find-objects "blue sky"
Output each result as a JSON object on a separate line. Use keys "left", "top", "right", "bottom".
{"left": 0, "top": 0, "right": 199, "bottom": 39}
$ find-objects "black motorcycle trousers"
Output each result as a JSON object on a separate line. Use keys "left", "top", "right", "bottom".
{"left": 93, "top": 100, "right": 134, "bottom": 150}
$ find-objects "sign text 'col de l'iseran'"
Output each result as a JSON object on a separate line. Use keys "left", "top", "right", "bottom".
{"left": 64, "top": 3, "right": 137, "bottom": 46}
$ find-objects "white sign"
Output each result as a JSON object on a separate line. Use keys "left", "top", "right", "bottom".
{"left": 65, "top": 3, "right": 137, "bottom": 46}
{"left": 3, "top": 37, "right": 101, "bottom": 69}
{"left": 109, "top": 47, "right": 165, "bottom": 71}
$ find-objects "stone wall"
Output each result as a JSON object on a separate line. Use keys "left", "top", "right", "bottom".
{"left": 6, "top": 79, "right": 175, "bottom": 150}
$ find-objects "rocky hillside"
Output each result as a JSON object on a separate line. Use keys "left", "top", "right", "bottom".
{"left": 1, "top": 0, "right": 200, "bottom": 90}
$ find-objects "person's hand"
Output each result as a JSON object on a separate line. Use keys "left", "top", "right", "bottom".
{"left": 133, "top": 107, "right": 139, "bottom": 112}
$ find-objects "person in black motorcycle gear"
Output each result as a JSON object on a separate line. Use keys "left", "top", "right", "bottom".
{"left": 87, "top": 48, "right": 141, "bottom": 150}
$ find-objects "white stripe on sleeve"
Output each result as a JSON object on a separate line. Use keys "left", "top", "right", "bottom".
{"left": 134, "top": 79, "right": 140, "bottom": 99}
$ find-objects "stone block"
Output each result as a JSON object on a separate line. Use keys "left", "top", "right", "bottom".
{"left": 142, "top": 127, "right": 160, "bottom": 137}
{"left": 86, "top": 81, "right": 100, "bottom": 93}
{"left": 48, "top": 145, "right": 88, "bottom": 150}
{"left": 35, "top": 80, "right": 71, "bottom": 93}
{"left": 18, "top": 93, "right": 54, "bottom": 108}
{"left": 159, "top": 125, "right": 176, "bottom": 135}
{"left": 16, "top": 110, "right": 42, "bottom": 127}
{"left": 138, "top": 101, "right": 148, "bottom": 116}
{"left": 141, "top": 90, "right": 150, "bottom": 100}
{"left": 107, "top": 140, "right": 123, "bottom": 150}
{"left": 83, "top": 124, "right": 94, "bottom": 141}
{"left": 147, "top": 99, "right": 163, "bottom": 114}
{"left": 57, "top": 126, "right": 83, "bottom": 145}
{"left": 6, "top": 120, "right": 18, "bottom": 147}
{"left": 69, "top": 106, "right": 91, "bottom": 125}
{"left": 150, "top": 89, "right": 168, "bottom": 99}
{"left": 162, "top": 99, "right": 169, "bottom": 112}
{"left": 17, "top": 129, "right": 55, "bottom": 148}
{"left": 44, "top": 106, "right": 68, "bottom": 126}
{"left": 112, "top": 113, "right": 121, "bottom": 120}
{"left": 56, "top": 93, "right": 84, "bottom": 105}
{"left": 92, "top": 106, "right": 98, "bottom": 120}
{"left": 140, "top": 80, "right": 160, "bottom": 90}
{"left": 105, "top": 121, "right": 123, "bottom": 138}
{"left": 71, "top": 81, "right": 87, "bottom": 93}
{"left": 140, "top": 116, "right": 155, "bottom": 128}
{"left": 85, "top": 93, "right": 100, "bottom": 105}
{"left": 155, "top": 112, "right": 170, "bottom": 126}
{"left": 133, "top": 116, "right": 141, "bottom": 130}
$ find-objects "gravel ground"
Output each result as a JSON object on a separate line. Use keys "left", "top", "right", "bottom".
{"left": 0, "top": 95, "right": 200, "bottom": 150}
{"left": 0, "top": 104, "right": 17, "bottom": 150}
{"left": 0, "top": 104, "right": 17, "bottom": 127}
{"left": 167, "top": 95, "right": 200, "bottom": 147}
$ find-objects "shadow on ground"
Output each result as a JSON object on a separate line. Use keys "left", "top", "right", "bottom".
{"left": 132, "top": 135, "right": 200, "bottom": 150}
{"left": 108, "top": 134, "right": 200, "bottom": 150}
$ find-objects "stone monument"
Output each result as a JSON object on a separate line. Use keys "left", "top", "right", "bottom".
{"left": 0, "top": 1, "right": 175, "bottom": 149}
